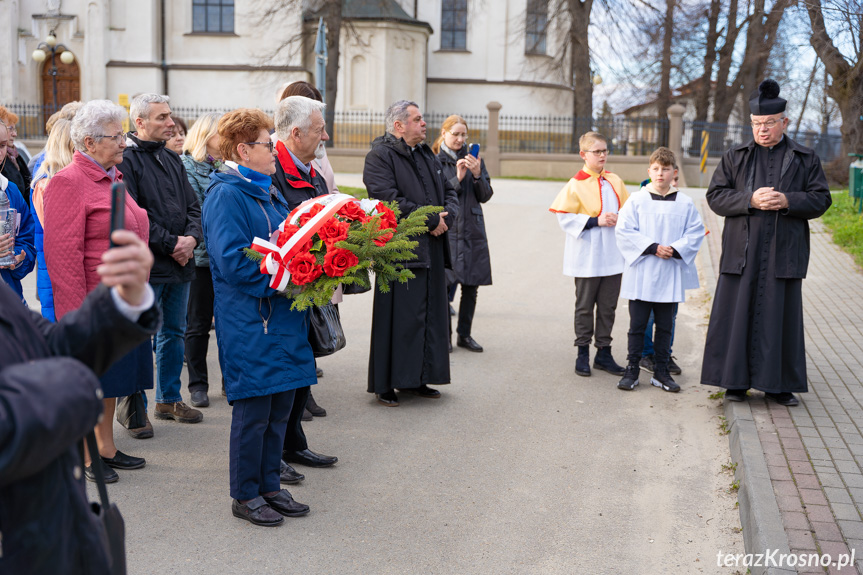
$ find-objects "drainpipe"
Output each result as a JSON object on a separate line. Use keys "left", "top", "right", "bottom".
{"left": 160, "top": 0, "right": 168, "bottom": 95}
{"left": 414, "top": 0, "right": 418, "bottom": 18}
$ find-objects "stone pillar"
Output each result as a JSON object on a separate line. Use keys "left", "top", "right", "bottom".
{"left": 667, "top": 103, "right": 687, "bottom": 187}
{"left": 485, "top": 101, "right": 502, "bottom": 177}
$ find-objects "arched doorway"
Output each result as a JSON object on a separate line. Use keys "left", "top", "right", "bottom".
{"left": 41, "top": 51, "right": 80, "bottom": 117}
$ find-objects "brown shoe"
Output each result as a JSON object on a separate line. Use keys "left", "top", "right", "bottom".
{"left": 154, "top": 401, "right": 203, "bottom": 424}
{"left": 127, "top": 414, "right": 154, "bottom": 439}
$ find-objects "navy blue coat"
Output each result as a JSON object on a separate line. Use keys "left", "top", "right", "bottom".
{"left": 0, "top": 284, "right": 160, "bottom": 574}
{"left": 203, "top": 167, "right": 317, "bottom": 402}
{"left": 0, "top": 178, "right": 36, "bottom": 303}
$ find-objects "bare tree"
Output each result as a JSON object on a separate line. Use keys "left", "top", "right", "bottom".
{"left": 805, "top": 0, "right": 863, "bottom": 172}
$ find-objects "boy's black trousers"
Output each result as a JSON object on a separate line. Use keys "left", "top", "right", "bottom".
{"left": 627, "top": 300, "right": 675, "bottom": 370}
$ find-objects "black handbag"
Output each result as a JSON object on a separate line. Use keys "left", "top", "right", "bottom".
{"left": 309, "top": 303, "right": 346, "bottom": 357}
{"left": 115, "top": 392, "right": 146, "bottom": 430}
{"left": 85, "top": 432, "right": 127, "bottom": 575}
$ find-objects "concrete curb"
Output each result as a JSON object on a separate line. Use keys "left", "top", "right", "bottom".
{"left": 726, "top": 400, "right": 796, "bottom": 575}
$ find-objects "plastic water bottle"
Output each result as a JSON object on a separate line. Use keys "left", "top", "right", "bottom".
{"left": 0, "top": 188, "right": 18, "bottom": 266}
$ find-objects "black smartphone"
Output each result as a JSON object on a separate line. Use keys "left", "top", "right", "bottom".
{"left": 109, "top": 182, "right": 126, "bottom": 247}
{"left": 469, "top": 143, "right": 480, "bottom": 157}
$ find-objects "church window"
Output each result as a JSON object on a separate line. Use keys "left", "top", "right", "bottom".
{"left": 441, "top": 0, "right": 468, "bottom": 50}
{"left": 526, "top": 0, "right": 548, "bottom": 55}
{"left": 193, "top": 0, "right": 235, "bottom": 33}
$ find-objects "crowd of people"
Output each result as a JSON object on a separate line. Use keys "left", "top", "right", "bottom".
{"left": 0, "top": 77, "right": 833, "bottom": 569}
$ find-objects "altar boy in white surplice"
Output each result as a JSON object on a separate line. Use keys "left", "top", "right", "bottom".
{"left": 614, "top": 147, "right": 704, "bottom": 393}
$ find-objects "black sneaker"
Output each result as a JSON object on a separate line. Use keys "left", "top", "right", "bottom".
{"left": 618, "top": 364, "right": 640, "bottom": 391}
{"left": 668, "top": 356, "right": 682, "bottom": 375}
{"left": 639, "top": 354, "right": 655, "bottom": 373}
{"left": 651, "top": 370, "right": 680, "bottom": 393}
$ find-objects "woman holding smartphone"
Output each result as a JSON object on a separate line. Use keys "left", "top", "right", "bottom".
{"left": 43, "top": 100, "right": 152, "bottom": 483}
{"left": 432, "top": 115, "right": 493, "bottom": 353}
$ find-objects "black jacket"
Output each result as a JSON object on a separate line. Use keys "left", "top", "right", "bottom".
{"left": 271, "top": 150, "right": 329, "bottom": 210}
{"left": 363, "top": 133, "right": 458, "bottom": 269}
{"left": 117, "top": 133, "right": 203, "bottom": 283}
{"left": 1, "top": 156, "right": 30, "bottom": 206}
{"left": 437, "top": 147, "right": 493, "bottom": 286}
{"left": 0, "top": 284, "right": 160, "bottom": 574}
{"left": 706, "top": 136, "right": 831, "bottom": 278}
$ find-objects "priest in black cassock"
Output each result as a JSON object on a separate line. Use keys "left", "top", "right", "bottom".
{"left": 363, "top": 100, "right": 458, "bottom": 407}
{"left": 701, "top": 79, "right": 831, "bottom": 406}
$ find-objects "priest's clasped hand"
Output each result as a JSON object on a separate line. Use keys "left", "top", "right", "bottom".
{"left": 751, "top": 187, "right": 789, "bottom": 211}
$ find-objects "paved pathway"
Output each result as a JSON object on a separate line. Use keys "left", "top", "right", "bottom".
{"left": 703, "top": 202, "right": 863, "bottom": 575}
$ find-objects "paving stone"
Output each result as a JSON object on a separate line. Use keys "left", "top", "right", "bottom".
{"left": 769, "top": 464, "right": 794, "bottom": 481}
{"left": 835, "top": 459, "right": 862, "bottom": 474}
{"left": 802, "top": 488, "right": 831, "bottom": 506}
{"left": 840, "top": 473, "right": 863, "bottom": 489}
{"left": 775, "top": 480, "right": 801, "bottom": 497}
{"left": 812, "top": 520, "right": 845, "bottom": 542}
{"left": 836, "top": 521, "right": 863, "bottom": 541}
{"left": 765, "top": 451, "right": 789, "bottom": 467}
{"left": 778, "top": 493, "right": 805, "bottom": 512}
{"left": 798, "top": 426, "right": 821, "bottom": 437}
{"left": 830, "top": 503, "right": 861, "bottom": 522}
{"left": 808, "top": 447, "right": 832, "bottom": 461}
{"left": 788, "top": 528, "right": 818, "bottom": 550}
{"left": 825, "top": 436, "right": 849, "bottom": 449}
{"left": 783, "top": 510, "right": 811, "bottom": 531}
{"left": 824, "top": 487, "right": 854, "bottom": 506}
{"left": 830, "top": 448, "right": 856, "bottom": 461}
{"left": 818, "top": 541, "right": 851, "bottom": 562}
{"left": 849, "top": 488, "right": 863, "bottom": 506}
{"left": 806, "top": 504, "right": 836, "bottom": 523}
{"left": 795, "top": 473, "right": 823, "bottom": 490}
{"left": 792, "top": 460, "right": 817, "bottom": 475}
{"left": 816, "top": 471, "right": 846, "bottom": 489}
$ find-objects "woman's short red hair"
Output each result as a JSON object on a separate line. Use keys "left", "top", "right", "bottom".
{"left": 218, "top": 108, "right": 274, "bottom": 162}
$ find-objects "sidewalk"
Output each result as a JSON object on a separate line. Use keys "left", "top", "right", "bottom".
{"left": 703, "top": 202, "right": 863, "bottom": 575}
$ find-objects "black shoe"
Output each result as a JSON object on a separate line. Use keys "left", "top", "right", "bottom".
{"left": 667, "top": 356, "right": 682, "bottom": 376}
{"left": 650, "top": 369, "right": 680, "bottom": 393}
{"left": 284, "top": 448, "right": 338, "bottom": 468}
{"left": 280, "top": 460, "right": 305, "bottom": 484}
{"left": 617, "top": 364, "right": 640, "bottom": 391}
{"left": 306, "top": 392, "right": 326, "bottom": 417}
{"left": 100, "top": 450, "right": 146, "bottom": 470}
{"left": 639, "top": 354, "right": 655, "bottom": 374}
{"left": 302, "top": 408, "right": 313, "bottom": 422}
{"left": 316, "top": 367, "right": 323, "bottom": 378}
{"left": 190, "top": 389, "right": 210, "bottom": 408}
{"left": 263, "top": 489, "right": 310, "bottom": 517}
{"left": 575, "top": 345, "right": 591, "bottom": 377}
{"left": 456, "top": 335, "right": 483, "bottom": 352}
{"left": 766, "top": 392, "right": 799, "bottom": 407}
{"left": 725, "top": 389, "right": 747, "bottom": 402}
{"left": 85, "top": 464, "right": 119, "bottom": 484}
{"left": 593, "top": 346, "right": 625, "bottom": 376}
{"left": 232, "top": 497, "right": 284, "bottom": 527}
{"left": 376, "top": 391, "right": 399, "bottom": 406}
{"left": 399, "top": 384, "right": 441, "bottom": 398}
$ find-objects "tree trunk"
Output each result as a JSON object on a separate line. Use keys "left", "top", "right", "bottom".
{"left": 694, "top": 0, "right": 720, "bottom": 124}
{"left": 568, "top": 0, "right": 594, "bottom": 144}
{"left": 806, "top": 0, "right": 863, "bottom": 177}
{"left": 655, "top": 0, "right": 675, "bottom": 146}
{"left": 323, "top": 0, "right": 343, "bottom": 147}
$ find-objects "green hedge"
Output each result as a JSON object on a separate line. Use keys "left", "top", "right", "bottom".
{"left": 822, "top": 191, "right": 863, "bottom": 269}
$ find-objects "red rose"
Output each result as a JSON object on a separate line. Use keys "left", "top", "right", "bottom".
{"left": 318, "top": 218, "right": 350, "bottom": 247}
{"left": 277, "top": 224, "right": 313, "bottom": 252}
{"left": 323, "top": 247, "right": 359, "bottom": 277}
{"left": 288, "top": 251, "right": 323, "bottom": 285}
{"left": 298, "top": 203, "right": 325, "bottom": 227}
{"left": 338, "top": 202, "right": 370, "bottom": 223}
{"left": 375, "top": 205, "right": 398, "bottom": 232}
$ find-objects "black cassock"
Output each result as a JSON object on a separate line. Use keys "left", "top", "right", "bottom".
{"left": 701, "top": 136, "right": 830, "bottom": 393}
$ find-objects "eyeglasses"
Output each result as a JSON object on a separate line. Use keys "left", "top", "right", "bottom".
{"left": 448, "top": 131, "right": 468, "bottom": 139}
{"left": 244, "top": 141, "right": 275, "bottom": 153}
{"left": 95, "top": 134, "right": 125, "bottom": 143}
{"left": 585, "top": 149, "right": 609, "bottom": 156}
{"left": 750, "top": 120, "right": 782, "bottom": 129}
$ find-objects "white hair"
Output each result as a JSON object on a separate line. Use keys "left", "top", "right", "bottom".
{"left": 274, "top": 96, "right": 326, "bottom": 142}
{"left": 70, "top": 100, "right": 128, "bottom": 152}
{"left": 130, "top": 93, "right": 171, "bottom": 122}
{"left": 385, "top": 100, "right": 419, "bottom": 134}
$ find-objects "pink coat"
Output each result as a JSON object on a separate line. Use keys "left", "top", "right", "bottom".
{"left": 43, "top": 151, "right": 150, "bottom": 319}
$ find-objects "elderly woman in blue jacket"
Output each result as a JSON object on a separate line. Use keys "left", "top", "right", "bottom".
{"left": 203, "top": 108, "right": 316, "bottom": 527}
{"left": 0, "top": 122, "right": 35, "bottom": 304}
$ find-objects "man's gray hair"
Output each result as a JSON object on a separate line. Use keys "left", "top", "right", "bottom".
{"left": 385, "top": 100, "right": 419, "bottom": 134}
{"left": 71, "top": 100, "right": 128, "bottom": 151}
{"left": 130, "top": 93, "right": 171, "bottom": 122}
{"left": 274, "top": 96, "right": 326, "bottom": 141}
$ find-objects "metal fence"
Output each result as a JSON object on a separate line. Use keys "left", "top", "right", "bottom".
{"left": 3, "top": 101, "right": 844, "bottom": 164}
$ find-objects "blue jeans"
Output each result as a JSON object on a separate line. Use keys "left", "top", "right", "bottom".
{"left": 152, "top": 282, "right": 191, "bottom": 404}
{"left": 643, "top": 303, "right": 678, "bottom": 356}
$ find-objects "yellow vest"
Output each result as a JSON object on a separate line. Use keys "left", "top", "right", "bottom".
{"left": 549, "top": 166, "right": 629, "bottom": 216}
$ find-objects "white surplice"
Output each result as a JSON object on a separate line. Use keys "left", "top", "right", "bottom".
{"left": 615, "top": 189, "right": 705, "bottom": 303}
{"left": 556, "top": 178, "right": 625, "bottom": 278}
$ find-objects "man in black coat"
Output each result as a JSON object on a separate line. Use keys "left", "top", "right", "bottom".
{"left": 118, "top": 94, "right": 204, "bottom": 430}
{"left": 701, "top": 79, "right": 832, "bottom": 406}
{"left": 0, "top": 230, "right": 160, "bottom": 574}
{"left": 270, "top": 95, "right": 338, "bottom": 478}
{"left": 363, "top": 100, "right": 459, "bottom": 406}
